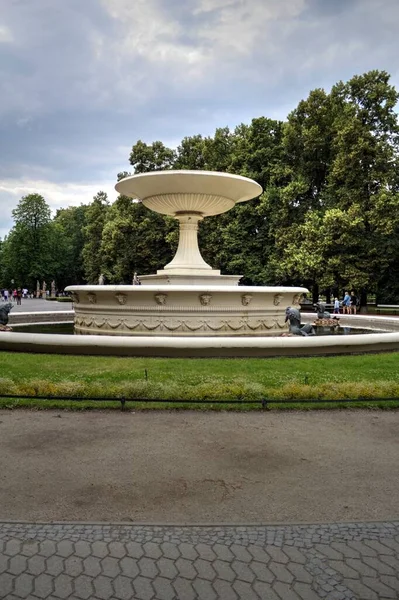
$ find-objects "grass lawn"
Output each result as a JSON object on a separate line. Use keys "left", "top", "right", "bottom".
{"left": 0, "top": 351, "right": 399, "bottom": 411}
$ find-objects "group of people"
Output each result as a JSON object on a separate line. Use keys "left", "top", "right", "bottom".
{"left": 1, "top": 288, "right": 29, "bottom": 305}
{"left": 333, "top": 291, "right": 359, "bottom": 314}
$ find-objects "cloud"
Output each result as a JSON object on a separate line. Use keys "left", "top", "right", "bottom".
{"left": 0, "top": 0, "right": 398, "bottom": 239}
{"left": 0, "top": 178, "right": 118, "bottom": 240}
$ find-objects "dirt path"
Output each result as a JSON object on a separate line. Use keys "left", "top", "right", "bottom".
{"left": 1, "top": 410, "right": 398, "bottom": 523}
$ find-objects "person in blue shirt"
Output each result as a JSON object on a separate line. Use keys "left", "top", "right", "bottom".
{"left": 333, "top": 298, "right": 340, "bottom": 314}
{"left": 343, "top": 291, "right": 351, "bottom": 314}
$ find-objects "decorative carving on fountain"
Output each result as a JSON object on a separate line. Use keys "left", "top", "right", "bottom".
{"left": 273, "top": 294, "right": 283, "bottom": 306}
{"left": 115, "top": 293, "right": 128, "bottom": 305}
{"left": 87, "top": 293, "right": 97, "bottom": 304}
{"left": 154, "top": 293, "right": 167, "bottom": 305}
{"left": 71, "top": 292, "right": 80, "bottom": 304}
{"left": 241, "top": 294, "right": 252, "bottom": 306}
{"left": 199, "top": 294, "right": 212, "bottom": 306}
{"left": 292, "top": 294, "right": 302, "bottom": 306}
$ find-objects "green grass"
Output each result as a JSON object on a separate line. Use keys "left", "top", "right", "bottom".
{"left": 0, "top": 351, "right": 399, "bottom": 410}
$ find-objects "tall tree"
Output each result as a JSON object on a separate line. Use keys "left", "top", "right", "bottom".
{"left": 82, "top": 191, "right": 109, "bottom": 284}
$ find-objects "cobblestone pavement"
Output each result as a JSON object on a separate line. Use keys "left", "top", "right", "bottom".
{"left": 1, "top": 522, "right": 399, "bottom": 599}
{"left": 5, "top": 299, "right": 73, "bottom": 314}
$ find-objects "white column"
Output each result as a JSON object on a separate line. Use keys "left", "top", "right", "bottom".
{"left": 164, "top": 213, "right": 212, "bottom": 272}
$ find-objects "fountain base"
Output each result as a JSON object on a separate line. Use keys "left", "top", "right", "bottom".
{"left": 66, "top": 285, "right": 307, "bottom": 337}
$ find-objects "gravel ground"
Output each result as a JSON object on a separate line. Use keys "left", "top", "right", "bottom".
{"left": 0, "top": 410, "right": 398, "bottom": 524}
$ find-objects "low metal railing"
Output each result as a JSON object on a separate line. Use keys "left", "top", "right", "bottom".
{"left": 0, "top": 394, "right": 398, "bottom": 411}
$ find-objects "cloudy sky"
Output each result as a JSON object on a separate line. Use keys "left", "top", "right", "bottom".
{"left": 0, "top": 0, "right": 398, "bottom": 238}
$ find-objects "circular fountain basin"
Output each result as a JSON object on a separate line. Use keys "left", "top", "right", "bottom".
{"left": 66, "top": 285, "right": 307, "bottom": 337}
{"left": 115, "top": 170, "right": 263, "bottom": 216}
{"left": 1, "top": 313, "right": 399, "bottom": 356}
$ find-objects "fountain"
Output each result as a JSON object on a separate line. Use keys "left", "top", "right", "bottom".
{"left": 66, "top": 170, "right": 307, "bottom": 337}
{"left": 2, "top": 169, "right": 399, "bottom": 357}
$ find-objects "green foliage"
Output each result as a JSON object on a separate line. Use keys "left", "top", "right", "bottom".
{"left": 1, "top": 70, "right": 398, "bottom": 300}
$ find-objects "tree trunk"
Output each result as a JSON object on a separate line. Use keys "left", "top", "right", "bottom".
{"left": 359, "top": 288, "right": 368, "bottom": 313}
{"left": 312, "top": 283, "right": 319, "bottom": 304}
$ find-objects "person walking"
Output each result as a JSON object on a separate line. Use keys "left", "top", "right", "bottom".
{"left": 333, "top": 298, "right": 340, "bottom": 314}
{"left": 350, "top": 291, "right": 358, "bottom": 315}
{"left": 16, "top": 288, "right": 22, "bottom": 305}
{"left": 342, "top": 291, "right": 351, "bottom": 314}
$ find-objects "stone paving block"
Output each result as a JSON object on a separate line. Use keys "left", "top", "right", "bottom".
{"left": 212, "top": 543, "right": 234, "bottom": 562}
{"left": 156, "top": 557, "right": 177, "bottom": 580}
{"left": 53, "top": 573, "right": 74, "bottom": 599}
{"left": 113, "top": 574, "right": 135, "bottom": 600}
{"left": 250, "top": 559, "right": 274, "bottom": 583}
{"left": 379, "top": 537, "right": 399, "bottom": 553}
{"left": 93, "top": 574, "right": 114, "bottom": 600}
{"left": 8, "top": 554, "right": 27, "bottom": 575}
{"left": 364, "top": 539, "right": 395, "bottom": 555}
{"left": 138, "top": 556, "right": 158, "bottom": 579}
{"left": 380, "top": 575, "right": 399, "bottom": 593}
{"left": 5, "top": 539, "right": 22, "bottom": 556}
{"left": 363, "top": 554, "right": 396, "bottom": 575}
{"left": 46, "top": 555, "right": 65, "bottom": 577}
{"left": 213, "top": 578, "right": 239, "bottom": 600}
{"left": 232, "top": 579, "right": 260, "bottom": 600}
{"left": 74, "top": 541, "right": 92, "bottom": 558}
{"left": 314, "top": 543, "right": 343, "bottom": 560}
{"left": 0, "top": 573, "right": 14, "bottom": 598}
{"left": 56, "top": 540, "right": 74, "bottom": 558}
{"left": 287, "top": 562, "right": 313, "bottom": 583}
{"left": 133, "top": 575, "right": 155, "bottom": 600}
{"left": 195, "top": 543, "right": 216, "bottom": 561}
{"left": 91, "top": 541, "right": 109, "bottom": 559}
{"left": 27, "top": 554, "right": 46, "bottom": 575}
{"left": 125, "top": 541, "right": 143, "bottom": 559}
{"left": 64, "top": 556, "right": 83, "bottom": 577}
{"left": 247, "top": 544, "right": 271, "bottom": 563}
{"left": 269, "top": 561, "right": 294, "bottom": 584}
{"left": 230, "top": 543, "right": 252, "bottom": 563}
{"left": 143, "top": 542, "right": 162, "bottom": 560}
{"left": 174, "top": 557, "right": 196, "bottom": 580}
{"left": 346, "top": 557, "right": 377, "bottom": 577}
{"left": 362, "top": 576, "right": 398, "bottom": 598}
{"left": 152, "top": 575, "right": 175, "bottom": 600}
{"left": 330, "top": 542, "right": 360, "bottom": 558}
{"left": 20, "top": 541, "right": 39, "bottom": 557}
{"left": 108, "top": 542, "right": 126, "bottom": 559}
{"left": 119, "top": 556, "right": 139, "bottom": 578}
{"left": 81, "top": 555, "right": 101, "bottom": 578}
{"left": 293, "top": 582, "right": 322, "bottom": 600}
{"left": 231, "top": 558, "right": 255, "bottom": 582}
{"left": 193, "top": 577, "right": 217, "bottom": 600}
{"left": 74, "top": 574, "right": 94, "bottom": 599}
{"left": 101, "top": 556, "right": 121, "bottom": 578}
{"left": 273, "top": 581, "right": 302, "bottom": 600}
{"left": 343, "top": 578, "right": 378, "bottom": 600}
{"left": 328, "top": 559, "right": 358, "bottom": 579}
{"left": 253, "top": 580, "right": 281, "bottom": 600}
{"left": 178, "top": 542, "right": 198, "bottom": 560}
{"left": 172, "top": 576, "right": 196, "bottom": 600}
{"left": 193, "top": 558, "right": 217, "bottom": 581}
{"left": 267, "top": 546, "right": 290, "bottom": 564}
{"left": 39, "top": 540, "right": 57, "bottom": 557}
{"left": 213, "top": 559, "right": 235, "bottom": 582}
{"left": 160, "top": 542, "right": 179, "bottom": 560}
{"left": 33, "top": 572, "right": 54, "bottom": 599}
{"left": 347, "top": 540, "right": 377, "bottom": 557}
{"left": 13, "top": 572, "right": 34, "bottom": 598}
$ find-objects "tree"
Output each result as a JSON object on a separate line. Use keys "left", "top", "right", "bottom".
{"left": 53, "top": 205, "right": 88, "bottom": 288}
{"left": 129, "top": 140, "right": 176, "bottom": 173}
{"left": 1, "top": 194, "right": 58, "bottom": 289}
{"left": 82, "top": 192, "right": 109, "bottom": 284}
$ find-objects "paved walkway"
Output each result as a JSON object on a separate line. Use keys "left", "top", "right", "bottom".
{"left": 4, "top": 299, "right": 73, "bottom": 313}
{"left": 1, "top": 521, "right": 399, "bottom": 599}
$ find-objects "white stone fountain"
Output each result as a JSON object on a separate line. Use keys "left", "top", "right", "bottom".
{"left": 66, "top": 170, "right": 307, "bottom": 336}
